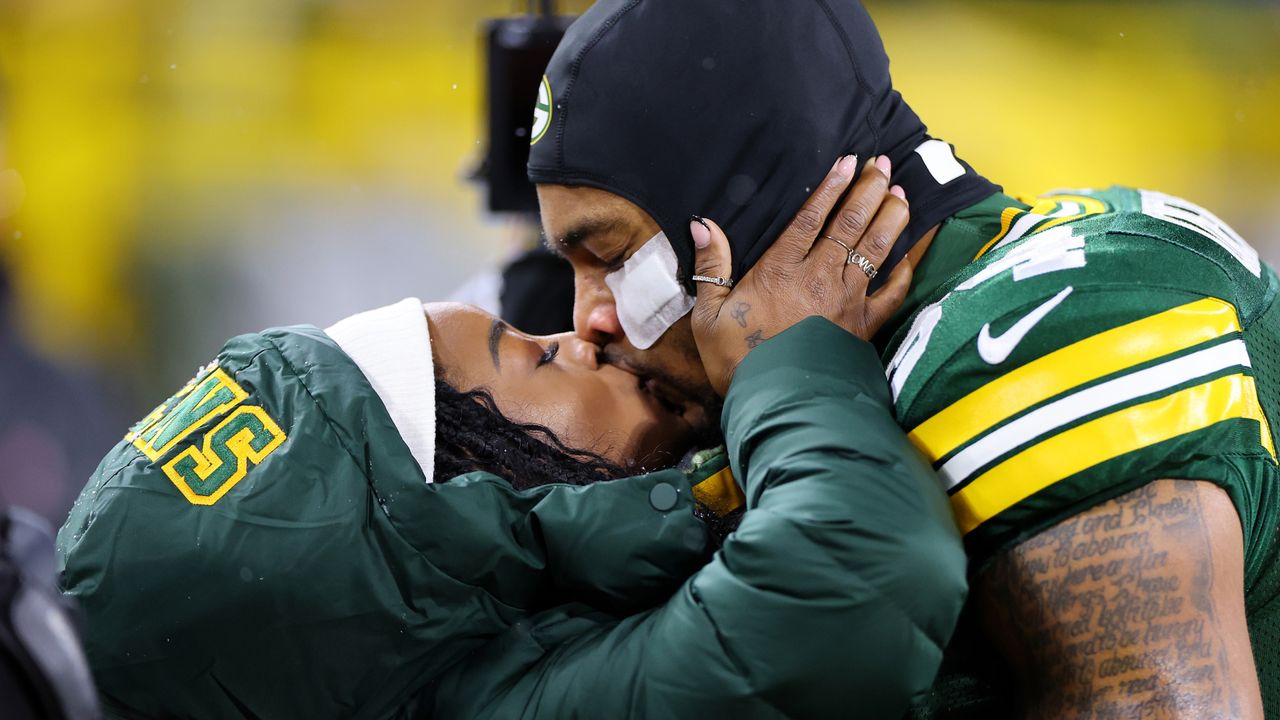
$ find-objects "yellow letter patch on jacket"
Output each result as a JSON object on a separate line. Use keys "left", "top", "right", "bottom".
{"left": 126, "top": 362, "right": 286, "bottom": 506}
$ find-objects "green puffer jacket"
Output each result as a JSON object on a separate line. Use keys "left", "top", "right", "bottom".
{"left": 57, "top": 324, "right": 718, "bottom": 719}
{"left": 58, "top": 317, "right": 965, "bottom": 719}
{"left": 420, "top": 318, "right": 967, "bottom": 719}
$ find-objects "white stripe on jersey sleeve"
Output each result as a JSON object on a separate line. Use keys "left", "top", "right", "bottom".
{"left": 939, "top": 338, "right": 1252, "bottom": 490}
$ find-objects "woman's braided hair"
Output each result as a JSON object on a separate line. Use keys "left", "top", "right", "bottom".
{"left": 433, "top": 378, "right": 626, "bottom": 490}
{"left": 432, "top": 377, "right": 743, "bottom": 542}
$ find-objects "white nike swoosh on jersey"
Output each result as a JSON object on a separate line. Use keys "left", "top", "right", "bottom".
{"left": 977, "top": 286, "right": 1074, "bottom": 365}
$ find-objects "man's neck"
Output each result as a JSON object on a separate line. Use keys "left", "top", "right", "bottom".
{"left": 906, "top": 224, "right": 942, "bottom": 270}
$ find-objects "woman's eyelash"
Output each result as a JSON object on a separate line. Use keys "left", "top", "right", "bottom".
{"left": 537, "top": 342, "right": 560, "bottom": 367}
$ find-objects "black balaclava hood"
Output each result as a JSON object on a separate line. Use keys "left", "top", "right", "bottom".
{"left": 528, "top": 0, "right": 999, "bottom": 290}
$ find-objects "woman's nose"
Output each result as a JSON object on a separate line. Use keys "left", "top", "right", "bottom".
{"left": 557, "top": 333, "right": 601, "bottom": 370}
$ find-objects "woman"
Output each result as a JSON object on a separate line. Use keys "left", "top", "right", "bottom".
{"left": 57, "top": 161, "right": 965, "bottom": 718}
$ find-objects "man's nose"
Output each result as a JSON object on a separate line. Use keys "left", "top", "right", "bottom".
{"left": 573, "top": 283, "right": 623, "bottom": 345}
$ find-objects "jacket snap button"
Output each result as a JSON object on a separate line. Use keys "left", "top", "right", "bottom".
{"left": 649, "top": 483, "right": 679, "bottom": 512}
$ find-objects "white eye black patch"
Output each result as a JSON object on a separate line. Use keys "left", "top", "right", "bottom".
{"left": 604, "top": 232, "right": 695, "bottom": 350}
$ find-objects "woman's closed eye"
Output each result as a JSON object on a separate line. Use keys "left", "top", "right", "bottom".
{"left": 537, "top": 341, "right": 561, "bottom": 368}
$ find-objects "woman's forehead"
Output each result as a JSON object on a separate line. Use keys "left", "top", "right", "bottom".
{"left": 425, "top": 301, "right": 503, "bottom": 338}
{"left": 423, "top": 302, "right": 500, "bottom": 384}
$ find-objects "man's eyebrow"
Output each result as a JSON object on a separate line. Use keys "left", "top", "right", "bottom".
{"left": 543, "top": 216, "right": 624, "bottom": 256}
{"left": 488, "top": 318, "right": 507, "bottom": 372}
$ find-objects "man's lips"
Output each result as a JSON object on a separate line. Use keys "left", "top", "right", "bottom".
{"left": 603, "top": 352, "right": 693, "bottom": 417}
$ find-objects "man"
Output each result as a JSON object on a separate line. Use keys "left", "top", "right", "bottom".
{"left": 529, "top": 1, "right": 1278, "bottom": 717}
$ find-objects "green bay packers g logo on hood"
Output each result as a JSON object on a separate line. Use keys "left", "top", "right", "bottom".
{"left": 531, "top": 75, "right": 553, "bottom": 146}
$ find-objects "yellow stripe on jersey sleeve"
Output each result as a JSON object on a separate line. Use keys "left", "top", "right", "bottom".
{"left": 951, "top": 372, "right": 1274, "bottom": 534}
{"left": 908, "top": 297, "right": 1241, "bottom": 465}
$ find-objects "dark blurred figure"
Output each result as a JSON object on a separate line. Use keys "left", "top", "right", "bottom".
{"left": 500, "top": 244, "right": 575, "bottom": 335}
{"left": 478, "top": 8, "right": 576, "bottom": 335}
{"left": 0, "top": 261, "right": 119, "bottom": 529}
{"left": 0, "top": 505, "right": 99, "bottom": 719}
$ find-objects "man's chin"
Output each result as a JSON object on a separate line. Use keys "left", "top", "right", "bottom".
{"left": 645, "top": 372, "right": 723, "bottom": 441}
{"left": 605, "top": 346, "right": 714, "bottom": 397}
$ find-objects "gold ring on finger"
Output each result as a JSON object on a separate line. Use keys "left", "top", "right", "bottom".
{"left": 821, "top": 234, "right": 855, "bottom": 257}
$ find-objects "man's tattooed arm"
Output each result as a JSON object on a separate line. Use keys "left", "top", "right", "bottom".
{"left": 975, "top": 479, "right": 1262, "bottom": 719}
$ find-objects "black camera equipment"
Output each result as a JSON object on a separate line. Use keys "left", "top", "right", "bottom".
{"left": 478, "top": 1, "right": 574, "bottom": 214}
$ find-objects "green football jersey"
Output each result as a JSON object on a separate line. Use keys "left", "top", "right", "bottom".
{"left": 883, "top": 187, "right": 1280, "bottom": 717}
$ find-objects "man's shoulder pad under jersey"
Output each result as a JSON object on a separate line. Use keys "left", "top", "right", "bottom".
{"left": 882, "top": 185, "right": 1280, "bottom": 574}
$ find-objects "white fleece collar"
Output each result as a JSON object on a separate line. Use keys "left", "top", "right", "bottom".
{"left": 325, "top": 298, "right": 436, "bottom": 482}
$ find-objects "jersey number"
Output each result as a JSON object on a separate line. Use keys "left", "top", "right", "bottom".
{"left": 1140, "top": 190, "right": 1260, "bottom": 277}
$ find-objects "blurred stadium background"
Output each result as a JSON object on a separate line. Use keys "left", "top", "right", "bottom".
{"left": 0, "top": 0, "right": 1277, "bottom": 524}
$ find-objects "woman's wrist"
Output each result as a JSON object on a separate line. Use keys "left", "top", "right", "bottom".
{"left": 724, "top": 317, "right": 884, "bottom": 409}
